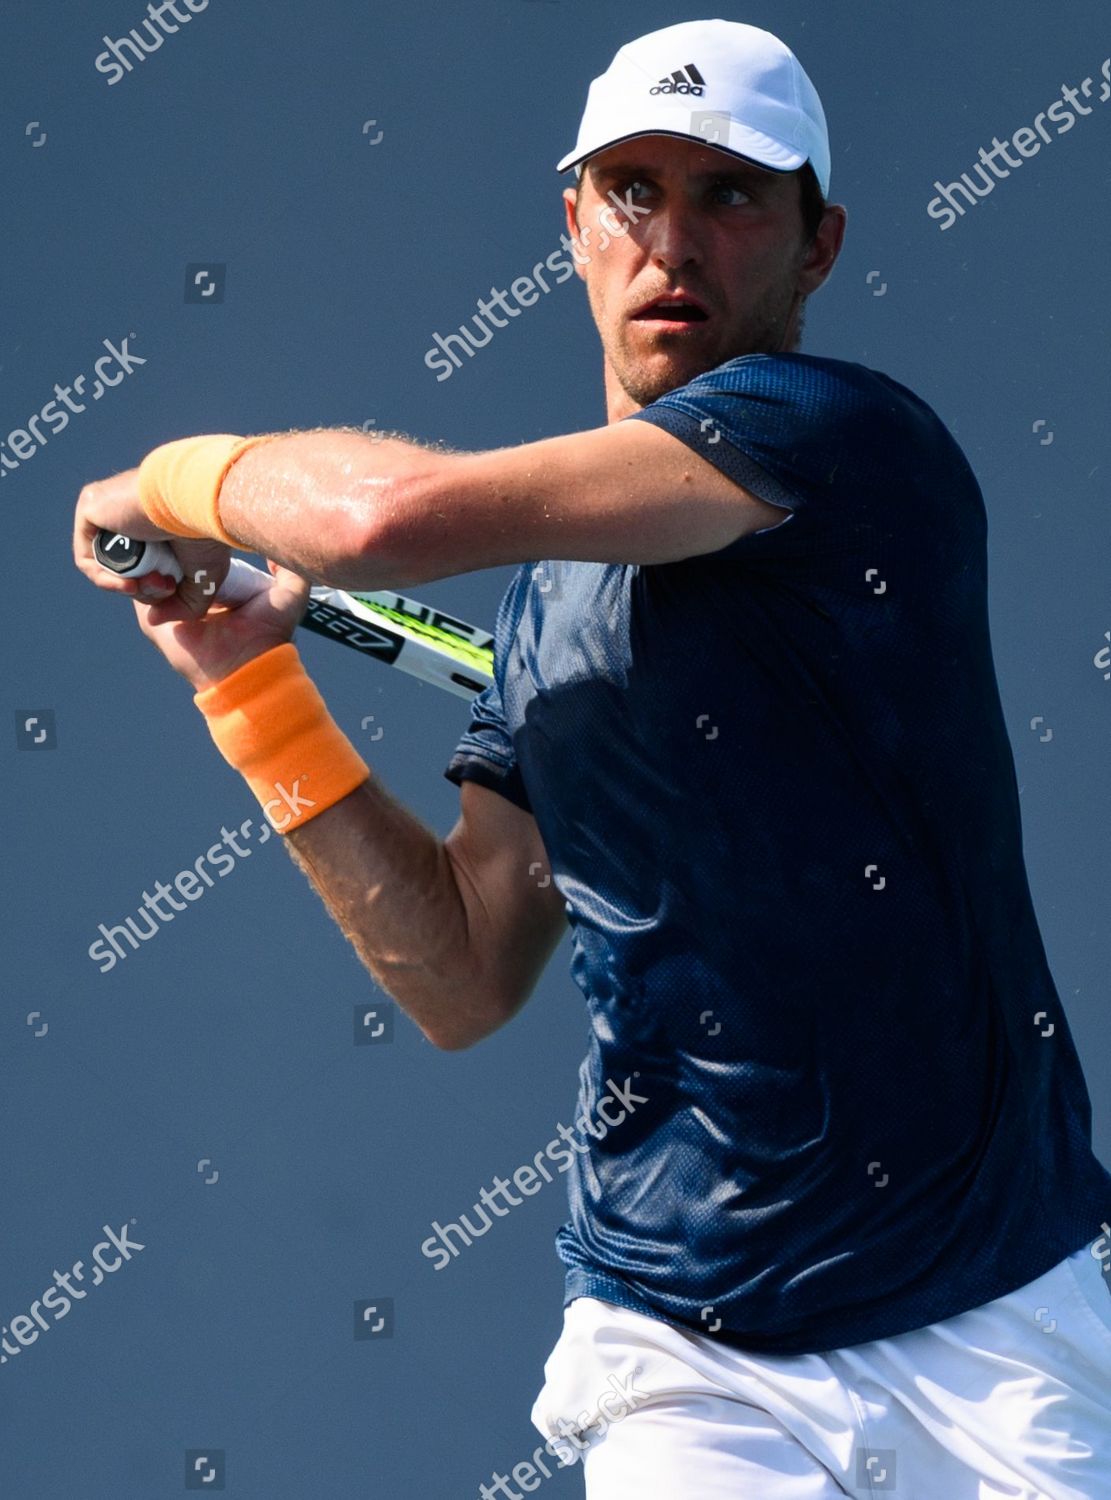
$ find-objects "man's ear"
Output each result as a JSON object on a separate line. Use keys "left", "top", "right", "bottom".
{"left": 798, "top": 203, "right": 848, "bottom": 297}
{"left": 562, "top": 186, "right": 588, "bottom": 282}
{"left": 561, "top": 186, "right": 578, "bottom": 236}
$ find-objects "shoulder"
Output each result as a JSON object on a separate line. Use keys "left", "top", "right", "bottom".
{"left": 661, "top": 353, "right": 961, "bottom": 462}
{"left": 676, "top": 353, "right": 930, "bottom": 417}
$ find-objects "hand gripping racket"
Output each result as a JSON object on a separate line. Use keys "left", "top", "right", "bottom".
{"left": 92, "top": 530, "right": 494, "bottom": 699}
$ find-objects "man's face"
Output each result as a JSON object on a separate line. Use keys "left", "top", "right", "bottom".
{"left": 562, "top": 135, "right": 843, "bottom": 417}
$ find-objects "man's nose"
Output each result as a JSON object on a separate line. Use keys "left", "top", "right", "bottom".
{"left": 642, "top": 200, "right": 701, "bottom": 271}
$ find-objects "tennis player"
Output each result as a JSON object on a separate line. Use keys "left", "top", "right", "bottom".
{"left": 74, "top": 19, "right": 1111, "bottom": 1498}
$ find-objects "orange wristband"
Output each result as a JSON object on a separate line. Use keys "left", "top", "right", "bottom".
{"left": 137, "top": 433, "right": 280, "bottom": 545}
{"left": 193, "top": 642, "right": 370, "bottom": 834}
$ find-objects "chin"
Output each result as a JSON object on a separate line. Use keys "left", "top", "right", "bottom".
{"left": 620, "top": 348, "right": 724, "bottom": 406}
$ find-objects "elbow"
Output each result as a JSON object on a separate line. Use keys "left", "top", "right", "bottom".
{"left": 422, "top": 1016, "right": 496, "bottom": 1053}
{"left": 425, "top": 1027, "right": 480, "bottom": 1053}
{"left": 333, "top": 454, "right": 454, "bottom": 592}
{"left": 422, "top": 993, "right": 518, "bottom": 1053}
{"left": 328, "top": 509, "right": 399, "bottom": 593}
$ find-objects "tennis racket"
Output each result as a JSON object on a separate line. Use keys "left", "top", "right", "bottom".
{"left": 92, "top": 530, "right": 494, "bottom": 699}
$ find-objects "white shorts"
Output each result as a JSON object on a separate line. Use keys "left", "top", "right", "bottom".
{"left": 530, "top": 1242, "right": 1111, "bottom": 1498}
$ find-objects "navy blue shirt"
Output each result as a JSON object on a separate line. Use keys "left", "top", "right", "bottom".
{"left": 444, "top": 353, "right": 1111, "bottom": 1354}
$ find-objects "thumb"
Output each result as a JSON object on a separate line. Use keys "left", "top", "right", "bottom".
{"left": 174, "top": 539, "right": 233, "bottom": 618}
{"left": 262, "top": 560, "right": 313, "bottom": 628}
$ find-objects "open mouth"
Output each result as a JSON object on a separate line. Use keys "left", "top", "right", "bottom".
{"left": 631, "top": 296, "right": 710, "bottom": 324}
{"left": 633, "top": 305, "right": 709, "bottom": 323}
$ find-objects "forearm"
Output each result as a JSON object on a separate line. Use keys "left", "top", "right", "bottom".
{"left": 216, "top": 428, "right": 443, "bottom": 589}
{"left": 282, "top": 779, "right": 493, "bottom": 1051}
{"left": 191, "top": 641, "right": 492, "bottom": 1049}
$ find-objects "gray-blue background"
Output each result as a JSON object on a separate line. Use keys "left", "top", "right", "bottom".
{"left": 3, "top": 1, "right": 1109, "bottom": 1495}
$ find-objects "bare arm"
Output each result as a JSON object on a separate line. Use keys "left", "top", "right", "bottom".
{"left": 216, "top": 421, "right": 787, "bottom": 590}
{"left": 281, "top": 772, "right": 568, "bottom": 1051}
{"left": 215, "top": 428, "right": 438, "bottom": 587}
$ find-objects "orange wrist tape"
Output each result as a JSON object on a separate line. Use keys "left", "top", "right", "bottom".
{"left": 193, "top": 642, "right": 371, "bottom": 834}
{"left": 137, "top": 433, "right": 279, "bottom": 545}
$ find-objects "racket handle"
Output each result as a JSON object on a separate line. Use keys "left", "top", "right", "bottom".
{"left": 92, "top": 530, "right": 271, "bottom": 606}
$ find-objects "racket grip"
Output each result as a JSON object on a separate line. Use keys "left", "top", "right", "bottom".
{"left": 92, "top": 530, "right": 271, "bottom": 606}
{"left": 212, "top": 558, "right": 272, "bottom": 605}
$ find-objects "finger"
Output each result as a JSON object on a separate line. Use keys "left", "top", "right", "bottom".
{"left": 73, "top": 480, "right": 159, "bottom": 589}
{"left": 131, "top": 594, "right": 160, "bottom": 641}
{"left": 73, "top": 496, "right": 97, "bottom": 568}
{"left": 73, "top": 489, "right": 112, "bottom": 580}
{"left": 258, "top": 563, "right": 312, "bottom": 631}
{"left": 143, "top": 594, "right": 196, "bottom": 627}
{"left": 72, "top": 475, "right": 119, "bottom": 543}
{"left": 171, "top": 539, "right": 233, "bottom": 620}
{"left": 76, "top": 560, "right": 143, "bottom": 596}
{"left": 73, "top": 468, "right": 167, "bottom": 561}
{"left": 269, "top": 561, "right": 311, "bottom": 590}
{"left": 74, "top": 536, "right": 149, "bottom": 596}
{"left": 132, "top": 569, "right": 180, "bottom": 602}
{"left": 174, "top": 569, "right": 221, "bottom": 619}
{"left": 133, "top": 589, "right": 206, "bottom": 633}
{"left": 266, "top": 563, "right": 313, "bottom": 606}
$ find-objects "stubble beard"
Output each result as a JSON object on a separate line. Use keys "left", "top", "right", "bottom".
{"left": 599, "top": 272, "right": 806, "bottom": 410}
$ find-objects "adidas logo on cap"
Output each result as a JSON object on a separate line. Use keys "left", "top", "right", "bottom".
{"left": 650, "top": 62, "right": 706, "bottom": 96}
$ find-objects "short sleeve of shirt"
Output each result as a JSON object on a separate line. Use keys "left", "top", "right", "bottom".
{"left": 624, "top": 353, "right": 915, "bottom": 563}
{"left": 442, "top": 568, "right": 535, "bottom": 822}
{"left": 443, "top": 675, "right": 532, "bottom": 814}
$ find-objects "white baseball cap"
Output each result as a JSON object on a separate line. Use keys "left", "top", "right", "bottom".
{"left": 556, "top": 19, "right": 831, "bottom": 198}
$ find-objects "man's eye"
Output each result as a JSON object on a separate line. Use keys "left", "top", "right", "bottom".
{"left": 622, "top": 179, "right": 654, "bottom": 201}
{"left": 711, "top": 184, "right": 750, "bottom": 206}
